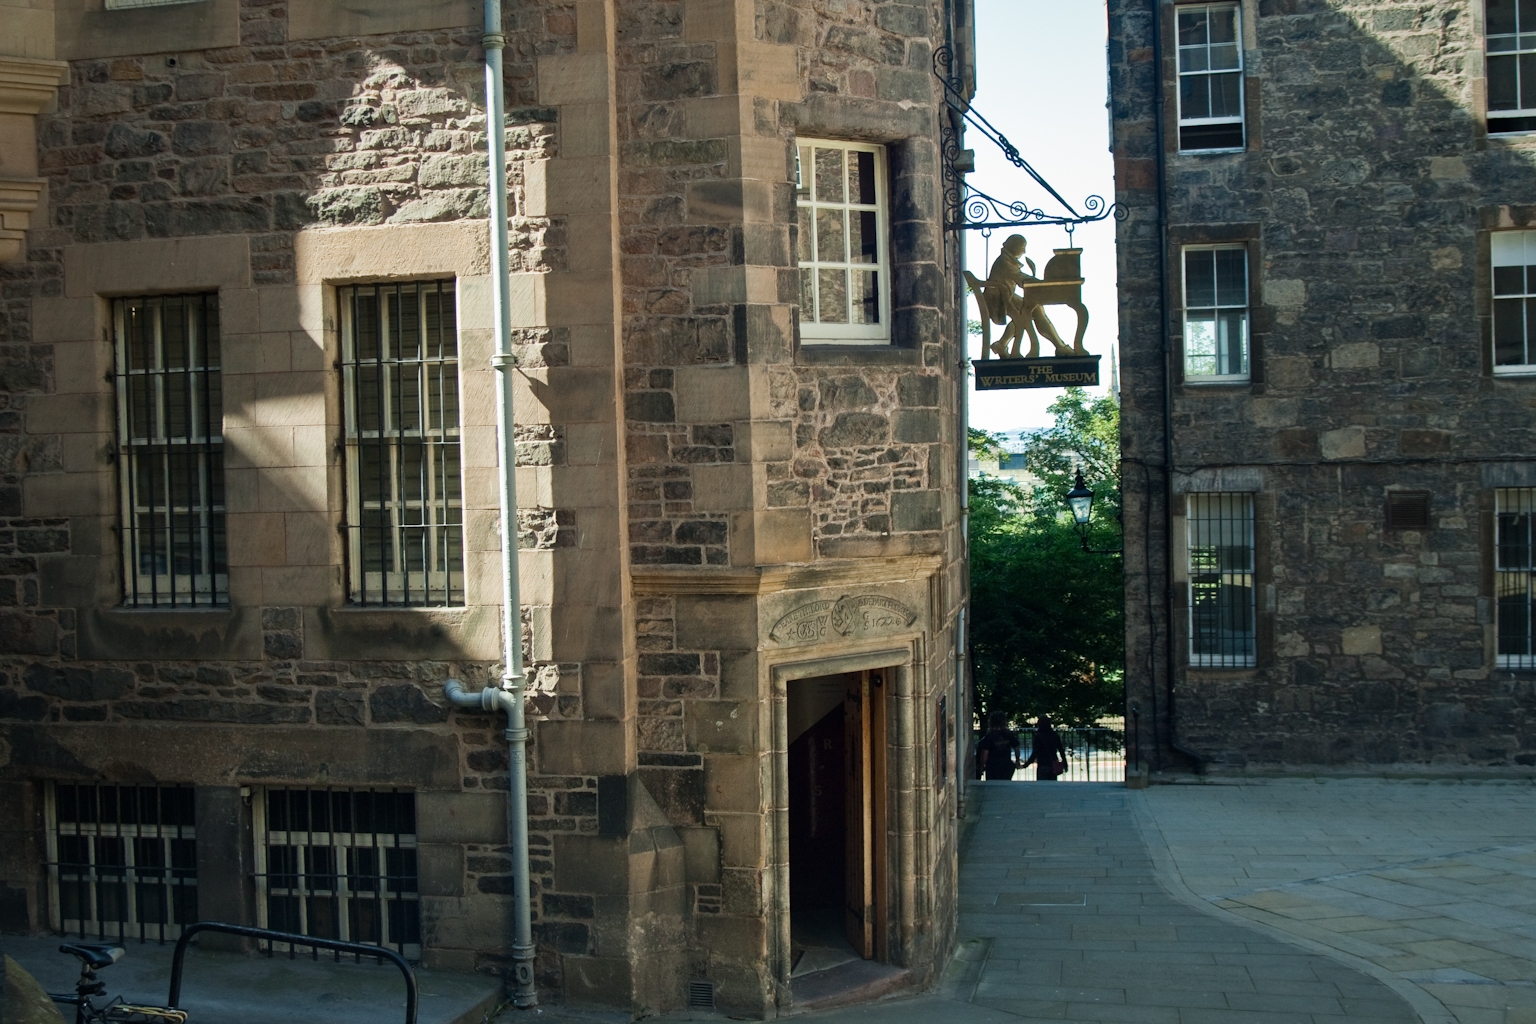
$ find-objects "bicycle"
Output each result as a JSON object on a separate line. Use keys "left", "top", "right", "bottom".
{"left": 49, "top": 943, "right": 188, "bottom": 1024}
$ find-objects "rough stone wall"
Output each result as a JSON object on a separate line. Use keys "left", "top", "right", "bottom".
{"left": 1111, "top": 0, "right": 1536, "bottom": 767}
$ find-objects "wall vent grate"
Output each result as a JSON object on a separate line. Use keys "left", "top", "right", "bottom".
{"left": 1385, "top": 491, "right": 1432, "bottom": 531}
{"left": 687, "top": 980, "right": 715, "bottom": 1009}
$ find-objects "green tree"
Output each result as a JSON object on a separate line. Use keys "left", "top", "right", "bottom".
{"left": 968, "top": 389, "right": 1123, "bottom": 730}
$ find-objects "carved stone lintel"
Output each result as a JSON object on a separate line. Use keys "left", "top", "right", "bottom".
{"left": 0, "top": 56, "right": 67, "bottom": 264}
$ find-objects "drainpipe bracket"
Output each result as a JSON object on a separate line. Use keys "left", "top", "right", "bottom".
{"left": 490, "top": 352, "right": 517, "bottom": 371}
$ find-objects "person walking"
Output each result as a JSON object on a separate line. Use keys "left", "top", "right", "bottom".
{"left": 1023, "top": 715, "right": 1070, "bottom": 781}
{"left": 976, "top": 713, "right": 1021, "bottom": 781}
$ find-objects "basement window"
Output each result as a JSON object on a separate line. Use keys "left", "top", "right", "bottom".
{"left": 254, "top": 788, "right": 421, "bottom": 959}
{"left": 47, "top": 783, "right": 198, "bottom": 943}
{"left": 794, "top": 139, "right": 891, "bottom": 344}
{"left": 1488, "top": 0, "right": 1536, "bottom": 134}
{"left": 1498, "top": 488, "right": 1536, "bottom": 669}
{"left": 1176, "top": 3, "right": 1245, "bottom": 151}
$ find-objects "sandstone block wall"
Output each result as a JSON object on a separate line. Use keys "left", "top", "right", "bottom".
{"left": 1112, "top": 0, "right": 1536, "bottom": 768}
{"left": 0, "top": 0, "right": 968, "bottom": 1015}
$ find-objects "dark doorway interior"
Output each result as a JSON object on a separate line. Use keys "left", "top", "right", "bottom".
{"left": 786, "top": 672, "right": 887, "bottom": 977}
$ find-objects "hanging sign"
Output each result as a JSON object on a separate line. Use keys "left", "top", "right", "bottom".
{"left": 966, "top": 236, "right": 1101, "bottom": 390}
{"left": 974, "top": 354, "right": 1100, "bottom": 390}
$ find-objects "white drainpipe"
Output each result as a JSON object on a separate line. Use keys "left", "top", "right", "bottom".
{"left": 442, "top": 0, "right": 537, "bottom": 1008}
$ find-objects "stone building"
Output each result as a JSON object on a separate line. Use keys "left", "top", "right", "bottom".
{"left": 1111, "top": 0, "right": 1536, "bottom": 769}
{"left": 0, "top": 0, "right": 973, "bottom": 1015}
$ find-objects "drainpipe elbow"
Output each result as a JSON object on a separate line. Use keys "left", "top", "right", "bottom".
{"left": 443, "top": 678, "right": 504, "bottom": 713}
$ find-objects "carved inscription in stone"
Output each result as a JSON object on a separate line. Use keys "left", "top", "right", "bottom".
{"left": 768, "top": 594, "right": 918, "bottom": 644}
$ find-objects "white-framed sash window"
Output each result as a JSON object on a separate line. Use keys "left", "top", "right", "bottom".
{"left": 1493, "top": 231, "right": 1536, "bottom": 373}
{"left": 1176, "top": 3, "right": 1245, "bottom": 151}
{"left": 1182, "top": 245, "right": 1250, "bottom": 381}
{"left": 795, "top": 139, "right": 891, "bottom": 343}
{"left": 1488, "top": 0, "right": 1536, "bottom": 134}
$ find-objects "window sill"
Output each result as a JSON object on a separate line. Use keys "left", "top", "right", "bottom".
{"left": 797, "top": 344, "right": 919, "bottom": 366}
{"left": 1176, "top": 146, "right": 1246, "bottom": 155}
{"left": 1182, "top": 376, "right": 1252, "bottom": 386}
{"left": 1494, "top": 365, "right": 1536, "bottom": 377}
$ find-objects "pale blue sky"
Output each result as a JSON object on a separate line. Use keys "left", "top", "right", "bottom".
{"left": 965, "top": 0, "right": 1116, "bottom": 438}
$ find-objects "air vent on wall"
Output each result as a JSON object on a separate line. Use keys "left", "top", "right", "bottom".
{"left": 687, "top": 980, "right": 715, "bottom": 1009}
{"left": 1385, "top": 491, "right": 1432, "bottom": 531}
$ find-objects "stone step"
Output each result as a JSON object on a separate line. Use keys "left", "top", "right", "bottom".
{"left": 788, "top": 959, "right": 909, "bottom": 1014}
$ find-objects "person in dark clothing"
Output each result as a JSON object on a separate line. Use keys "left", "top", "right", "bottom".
{"left": 976, "top": 713, "right": 1021, "bottom": 780}
{"left": 1023, "top": 715, "right": 1070, "bottom": 781}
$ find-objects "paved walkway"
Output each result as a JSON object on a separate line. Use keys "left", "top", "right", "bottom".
{"left": 1140, "top": 778, "right": 1536, "bottom": 1024}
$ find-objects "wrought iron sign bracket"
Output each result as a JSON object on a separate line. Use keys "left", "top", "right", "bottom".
{"left": 933, "top": 46, "right": 1123, "bottom": 235}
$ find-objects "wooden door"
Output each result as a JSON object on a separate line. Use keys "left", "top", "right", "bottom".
{"left": 843, "top": 672, "right": 873, "bottom": 957}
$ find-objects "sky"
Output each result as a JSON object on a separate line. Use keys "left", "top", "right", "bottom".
{"left": 965, "top": 0, "right": 1116, "bottom": 443}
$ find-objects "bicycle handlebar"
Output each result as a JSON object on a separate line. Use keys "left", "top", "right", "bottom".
{"left": 167, "top": 922, "right": 417, "bottom": 1024}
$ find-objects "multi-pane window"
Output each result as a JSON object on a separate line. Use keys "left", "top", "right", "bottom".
{"left": 1177, "top": 3, "right": 1244, "bottom": 151}
{"left": 255, "top": 788, "right": 420, "bottom": 958}
{"left": 1488, "top": 0, "right": 1536, "bottom": 134}
{"left": 114, "top": 294, "right": 227, "bottom": 606}
{"left": 48, "top": 783, "right": 197, "bottom": 943}
{"left": 795, "top": 139, "right": 890, "bottom": 343}
{"left": 1182, "top": 246, "right": 1249, "bottom": 381}
{"left": 340, "top": 282, "right": 464, "bottom": 606}
{"left": 1498, "top": 488, "right": 1536, "bottom": 668}
{"left": 1187, "top": 493, "right": 1256, "bottom": 668}
{"left": 1493, "top": 231, "right": 1536, "bottom": 372}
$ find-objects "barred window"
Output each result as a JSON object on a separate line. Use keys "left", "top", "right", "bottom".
{"left": 1492, "top": 232, "right": 1536, "bottom": 372}
{"left": 114, "top": 294, "right": 226, "bottom": 606}
{"left": 1182, "top": 246, "right": 1249, "bottom": 381}
{"left": 795, "top": 139, "right": 890, "bottom": 343}
{"left": 1176, "top": 3, "right": 1244, "bottom": 151}
{"left": 340, "top": 282, "right": 464, "bottom": 606}
{"left": 1498, "top": 488, "right": 1536, "bottom": 668}
{"left": 1488, "top": 0, "right": 1536, "bottom": 134}
{"left": 48, "top": 783, "right": 197, "bottom": 943}
{"left": 1188, "top": 493, "right": 1256, "bottom": 668}
{"left": 254, "top": 788, "right": 420, "bottom": 959}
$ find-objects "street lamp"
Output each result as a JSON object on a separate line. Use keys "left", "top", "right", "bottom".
{"left": 1064, "top": 467, "right": 1122, "bottom": 555}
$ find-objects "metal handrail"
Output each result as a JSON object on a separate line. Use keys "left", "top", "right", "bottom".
{"left": 167, "top": 922, "right": 417, "bottom": 1024}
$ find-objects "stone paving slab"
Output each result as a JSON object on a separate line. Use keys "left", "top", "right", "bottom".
{"left": 1138, "top": 778, "right": 1536, "bottom": 1024}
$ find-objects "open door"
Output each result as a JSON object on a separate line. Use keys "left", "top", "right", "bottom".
{"left": 842, "top": 671, "right": 888, "bottom": 959}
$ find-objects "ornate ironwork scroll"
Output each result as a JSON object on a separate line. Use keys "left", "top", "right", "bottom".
{"left": 933, "top": 45, "right": 1122, "bottom": 234}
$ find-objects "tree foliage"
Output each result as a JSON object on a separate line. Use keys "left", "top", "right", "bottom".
{"left": 968, "top": 389, "right": 1124, "bottom": 729}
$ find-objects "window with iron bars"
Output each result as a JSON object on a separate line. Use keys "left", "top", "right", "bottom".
{"left": 114, "top": 294, "right": 227, "bottom": 606}
{"left": 340, "top": 282, "right": 464, "bottom": 606}
{"left": 254, "top": 788, "right": 421, "bottom": 959}
{"left": 1488, "top": 0, "right": 1536, "bottom": 134}
{"left": 1498, "top": 488, "right": 1536, "bottom": 669}
{"left": 1187, "top": 493, "right": 1256, "bottom": 668}
{"left": 47, "top": 783, "right": 197, "bottom": 943}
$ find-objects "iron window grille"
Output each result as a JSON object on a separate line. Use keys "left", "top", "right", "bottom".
{"left": 253, "top": 788, "right": 421, "bottom": 960}
{"left": 1498, "top": 488, "right": 1536, "bottom": 669}
{"left": 1182, "top": 246, "right": 1249, "bottom": 381}
{"left": 1176, "top": 3, "right": 1244, "bottom": 151}
{"left": 794, "top": 139, "right": 891, "bottom": 343}
{"left": 113, "top": 294, "right": 227, "bottom": 607}
{"left": 46, "top": 783, "right": 197, "bottom": 943}
{"left": 1488, "top": 0, "right": 1536, "bottom": 134}
{"left": 339, "top": 281, "right": 465, "bottom": 606}
{"left": 1492, "top": 232, "right": 1536, "bottom": 373}
{"left": 1187, "top": 493, "right": 1256, "bottom": 668}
